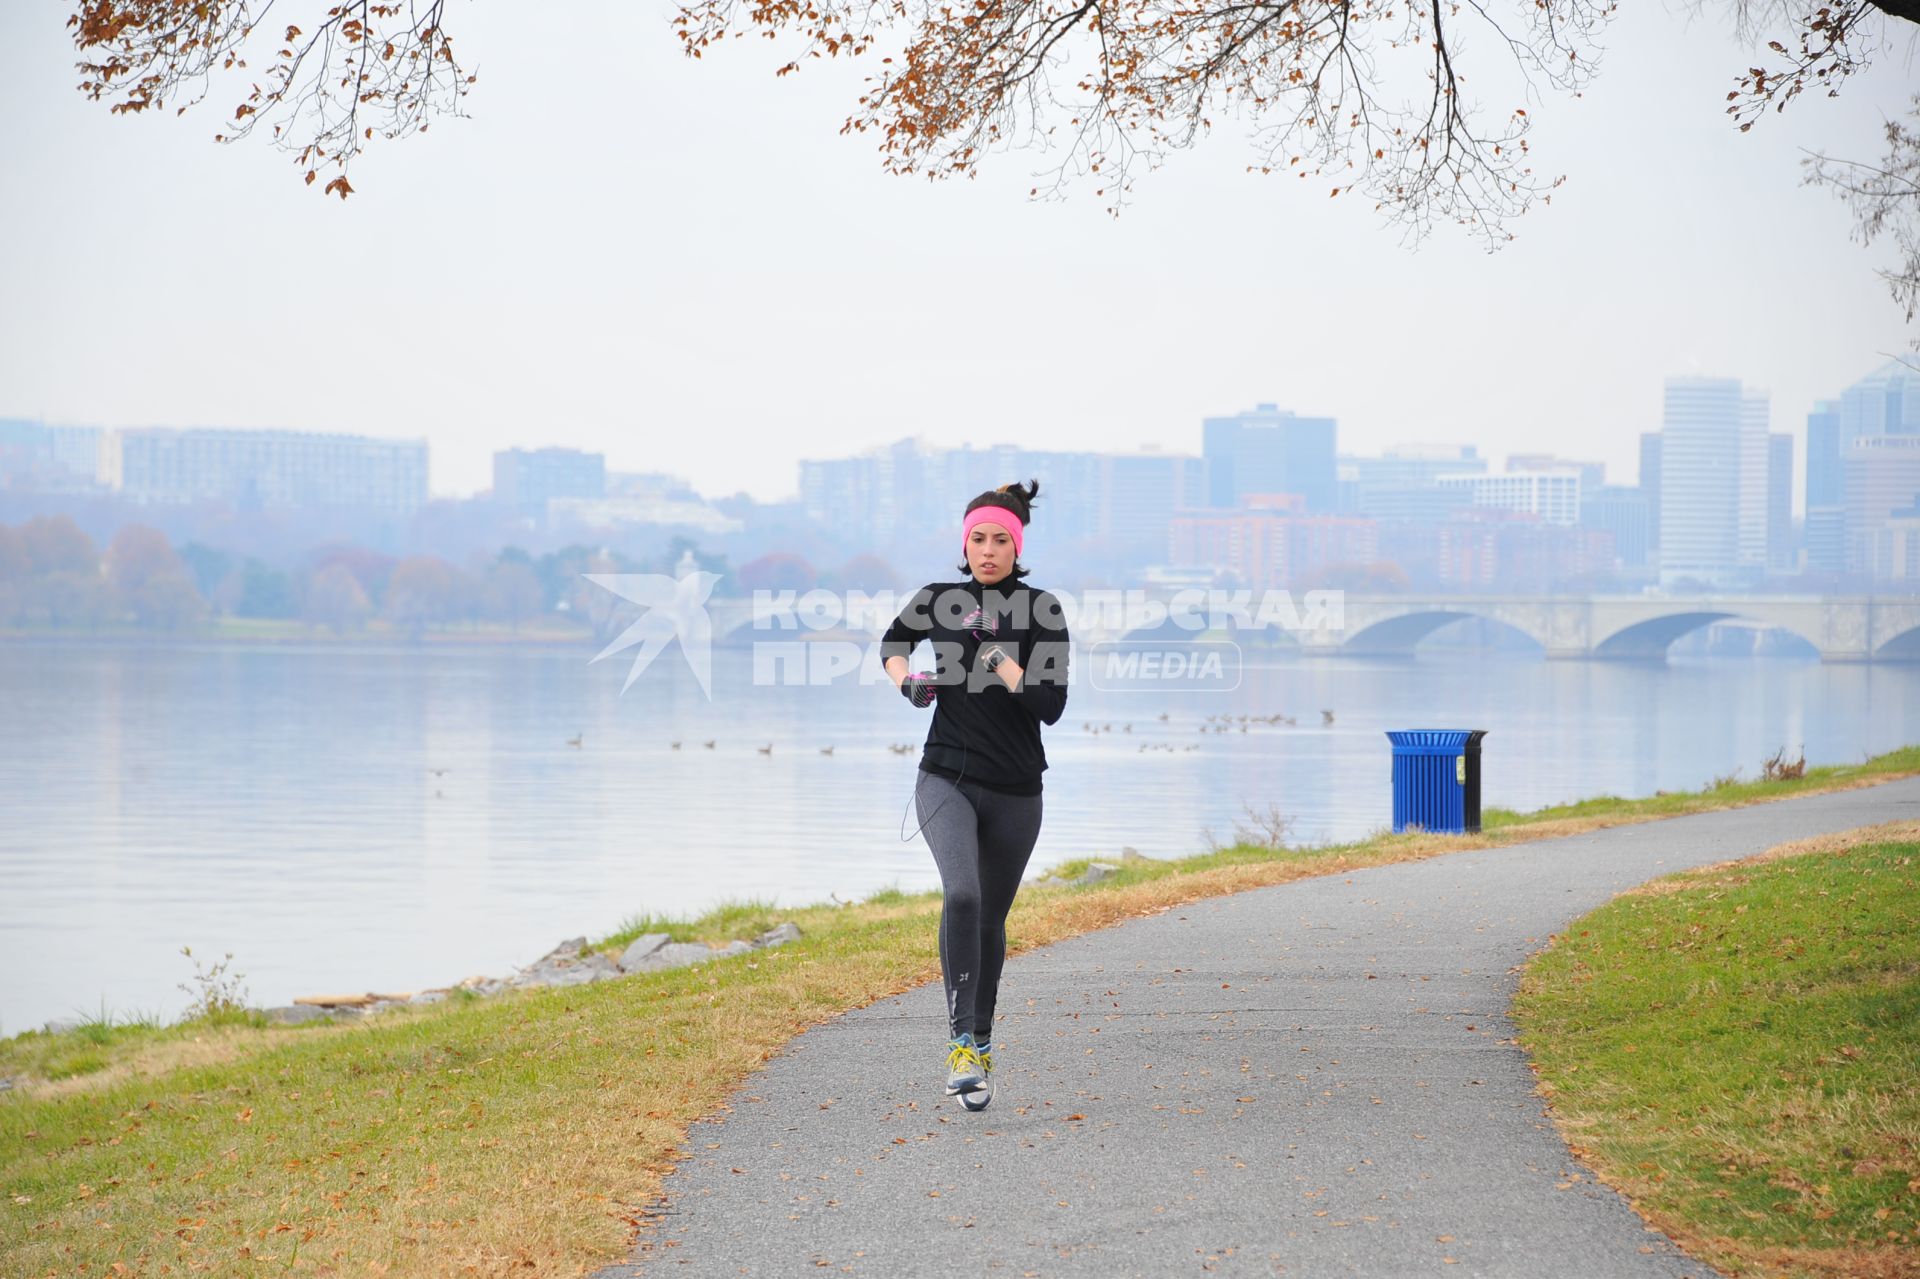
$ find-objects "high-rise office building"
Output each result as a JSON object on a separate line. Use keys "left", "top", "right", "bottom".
{"left": 1738, "top": 392, "right": 1771, "bottom": 576}
{"left": 1639, "top": 431, "right": 1662, "bottom": 556}
{"left": 1343, "top": 444, "right": 1485, "bottom": 520}
{"left": 0, "top": 422, "right": 108, "bottom": 492}
{"left": 1580, "top": 485, "right": 1652, "bottom": 570}
{"left": 799, "top": 452, "right": 881, "bottom": 546}
{"left": 1203, "top": 404, "right": 1338, "bottom": 512}
{"left": 1837, "top": 360, "right": 1920, "bottom": 444}
{"left": 921, "top": 445, "right": 1106, "bottom": 545}
{"left": 800, "top": 439, "right": 1197, "bottom": 563}
{"left": 113, "top": 427, "right": 428, "bottom": 513}
{"left": 1805, "top": 401, "right": 1843, "bottom": 575}
{"left": 1768, "top": 432, "right": 1795, "bottom": 574}
{"left": 1657, "top": 378, "right": 1768, "bottom": 588}
{"left": 1804, "top": 363, "right": 1920, "bottom": 578}
{"left": 1874, "top": 503, "right": 1920, "bottom": 582}
{"left": 1343, "top": 444, "right": 1486, "bottom": 489}
{"left": 1842, "top": 436, "right": 1920, "bottom": 580}
{"left": 1438, "top": 469, "right": 1582, "bottom": 526}
{"left": 1507, "top": 454, "right": 1605, "bottom": 496}
{"left": 1806, "top": 401, "right": 1843, "bottom": 506}
{"left": 1105, "top": 450, "right": 1209, "bottom": 557}
{"left": 1018, "top": 451, "right": 1106, "bottom": 545}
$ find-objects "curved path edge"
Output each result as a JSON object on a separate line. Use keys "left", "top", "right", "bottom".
{"left": 592, "top": 777, "right": 1920, "bottom": 1278}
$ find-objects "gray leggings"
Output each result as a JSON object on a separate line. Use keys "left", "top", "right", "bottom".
{"left": 913, "top": 770, "right": 1044, "bottom": 1043}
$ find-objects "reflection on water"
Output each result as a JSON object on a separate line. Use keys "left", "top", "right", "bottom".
{"left": 1, "top": 640, "right": 1915, "bottom": 1031}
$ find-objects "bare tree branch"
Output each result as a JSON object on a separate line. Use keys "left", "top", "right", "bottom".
{"left": 70, "top": 0, "right": 476, "bottom": 197}
{"left": 65, "top": 0, "right": 1914, "bottom": 248}
{"left": 1723, "top": 0, "right": 1888, "bottom": 133}
{"left": 1806, "top": 93, "right": 1920, "bottom": 341}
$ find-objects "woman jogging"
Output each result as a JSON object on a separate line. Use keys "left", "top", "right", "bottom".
{"left": 881, "top": 479, "right": 1071, "bottom": 1112}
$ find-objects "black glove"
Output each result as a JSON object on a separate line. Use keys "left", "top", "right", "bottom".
{"left": 900, "top": 673, "right": 937, "bottom": 708}
{"left": 961, "top": 606, "right": 998, "bottom": 643}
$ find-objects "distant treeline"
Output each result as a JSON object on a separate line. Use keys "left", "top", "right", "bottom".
{"left": 0, "top": 517, "right": 912, "bottom": 636}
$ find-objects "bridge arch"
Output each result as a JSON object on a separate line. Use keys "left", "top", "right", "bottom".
{"left": 1591, "top": 610, "right": 1823, "bottom": 660}
{"left": 1876, "top": 623, "right": 1920, "bottom": 661}
{"left": 1111, "top": 617, "right": 1301, "bottom": 648}
{"left": 1115, "top": 616, "right": 1206, "bottom": 643}
{"left": 1340, "top": 608, "right": 1549, "bottom": 656}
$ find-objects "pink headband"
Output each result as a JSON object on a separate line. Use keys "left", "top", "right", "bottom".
{"left": 962, "top": 505, "right": 1025, "bottom": 558}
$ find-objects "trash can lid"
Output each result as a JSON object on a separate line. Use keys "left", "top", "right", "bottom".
{"left": 1386, "top": 729, "right": 1478, "bottom": 755}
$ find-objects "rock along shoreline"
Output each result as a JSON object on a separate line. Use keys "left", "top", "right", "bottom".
{"left": 33, "top": 923, "right": 806, "bottom": 1035}
{"left": 261, "top": 923, "right": 807, "bottom": 1026}
{"left": 248, "top": 851, "right": 1153, "bottom": 1027}
{"left": 34, "top": 846, "right": 1161, "bottom": 1035}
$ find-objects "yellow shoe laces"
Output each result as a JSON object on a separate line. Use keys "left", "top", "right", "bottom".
{"left": 946, "top": 1040, "right": 983, "bottom": 1075}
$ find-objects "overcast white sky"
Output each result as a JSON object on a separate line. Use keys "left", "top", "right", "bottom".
{"left": 0, "top": 2, "right": 1914, "bottom": 504}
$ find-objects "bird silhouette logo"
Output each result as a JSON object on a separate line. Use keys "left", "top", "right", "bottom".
{"left": 585, "top": 570, "right": 724, "bottom": 697}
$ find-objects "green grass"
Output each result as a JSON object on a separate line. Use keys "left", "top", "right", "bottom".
{"left": 3, "top": 744, "right": 1917, "bottom": 1277}
{"left": 0, "top": 1005, "right": 164, "bottom": 1083}
{"left": 1480, "top": 745, "right": 1920, "bottom": 831}
{"left": 1513, "top": 835, "right": 1920, "bottom": 1278}
{"left": 601, "top": 897, "right": 788, "bottom": 950}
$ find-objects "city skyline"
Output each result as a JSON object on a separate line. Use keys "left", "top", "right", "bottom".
{"left": 17, "top": 357, "right": 1916, "bottom": 589}
{"left": 1, "top": 3, "right": 1914, "bottom": 505}
{"left": 7, "top": 359, "right": 1907, "bottom": 516}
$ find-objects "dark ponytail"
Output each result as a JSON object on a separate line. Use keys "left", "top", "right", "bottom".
{"left": 957, "top": 479, "right": 1041, "bottom": 579}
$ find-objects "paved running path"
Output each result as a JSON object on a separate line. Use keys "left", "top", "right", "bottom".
{"left": 593, "top": 778, "right": 1920, "bottom": 1278}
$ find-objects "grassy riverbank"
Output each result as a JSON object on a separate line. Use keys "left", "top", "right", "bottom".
{"left": 3, "top": 746, "right": 1917, "bottom": 1277}
{"left": 1514, "top": 823, "right": 1920, "bottom": 1279}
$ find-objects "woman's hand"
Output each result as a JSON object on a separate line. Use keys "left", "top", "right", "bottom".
{"left": 979, "top": 645, "right": 1024, "bottom": 691}
{"left": 886, "top": 654, "right": 937, "bottom": 708}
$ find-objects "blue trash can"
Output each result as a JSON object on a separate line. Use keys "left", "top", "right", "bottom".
{"left": 1386, "top": 730, "right": 1487, "bottom": 834}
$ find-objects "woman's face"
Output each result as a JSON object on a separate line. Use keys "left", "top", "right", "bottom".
{"left": 967, "top": 523, "right": 1014, "bottom": 585}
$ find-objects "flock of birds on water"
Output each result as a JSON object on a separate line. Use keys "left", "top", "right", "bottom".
{"left": 539, "top": 709, "right": 1338, "bottom": 760}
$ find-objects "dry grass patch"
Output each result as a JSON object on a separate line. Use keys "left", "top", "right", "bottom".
{"left": 23, "top": 1030, "right": 273, "bottom": 1103}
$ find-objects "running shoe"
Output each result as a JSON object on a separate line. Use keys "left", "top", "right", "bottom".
{"left": 960, "top": 1041, "right": 994, "bottom": 1111}
{"left": 944, "top": 1032, "right": 986, "bottom": 1095}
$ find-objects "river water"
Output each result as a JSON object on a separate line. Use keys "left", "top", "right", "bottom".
{"left": 2, "top": 638, "right": 1915, "bottom": 1033}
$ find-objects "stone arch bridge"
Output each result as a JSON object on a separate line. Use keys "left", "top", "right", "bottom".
{"left": 698, "top": 592, "right": 1920, "bottom": 662}
{"left": 1294, "top": 594, "right": 1920, "bottom": 662}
